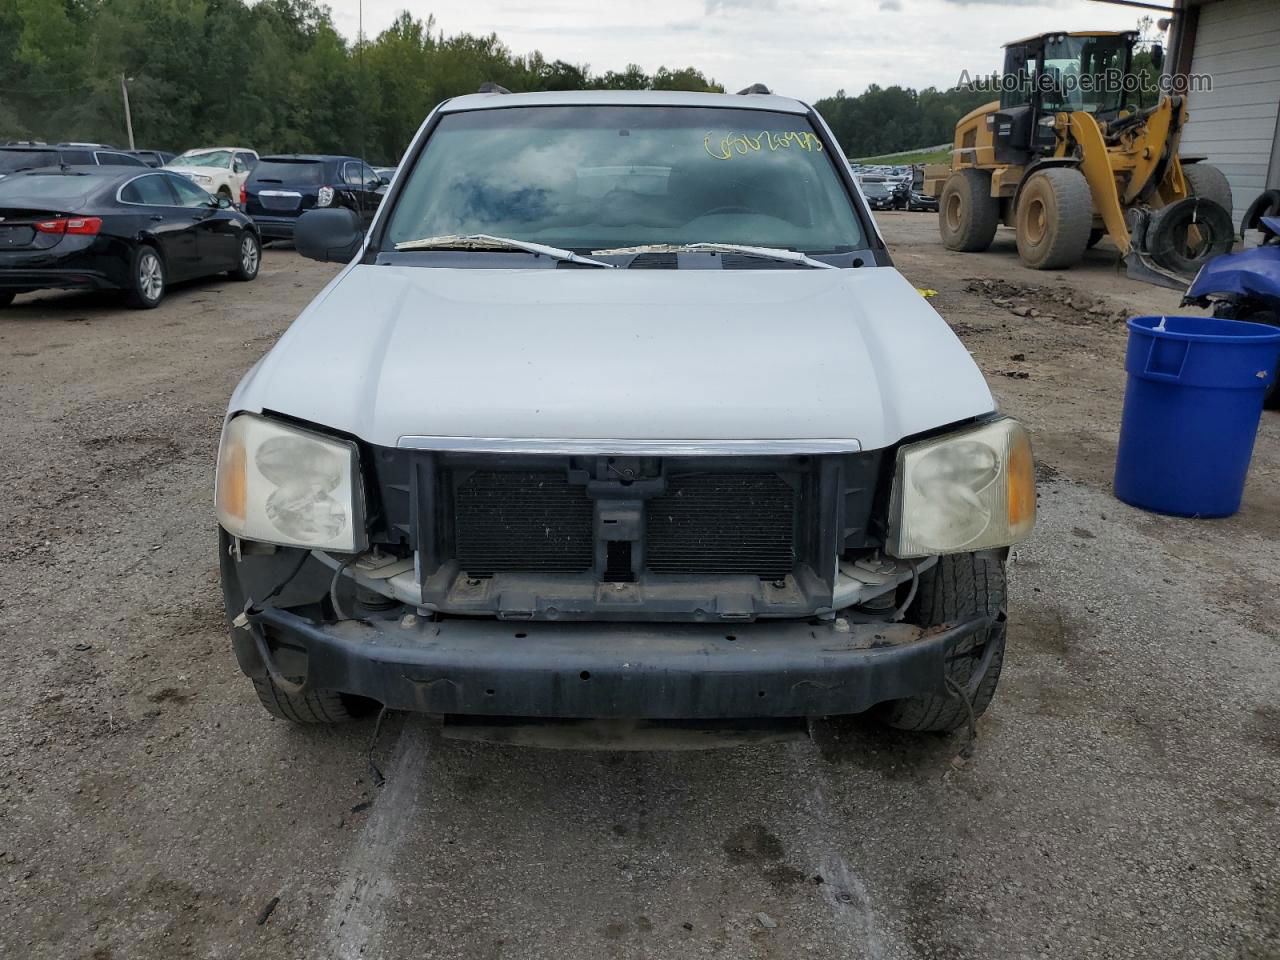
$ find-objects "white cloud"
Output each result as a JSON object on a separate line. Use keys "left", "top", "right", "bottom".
{"left": 328, "top": 0, "right": 1143, "bottom": 102}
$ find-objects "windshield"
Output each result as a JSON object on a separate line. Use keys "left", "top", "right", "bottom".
{"left": 385, "top": 105, "right": 864, "bottom": 253}
{"left": 0, "top": 149, "right": 59, "bottom": 173}
{"left": 175, "top": 150, "right": 232, "bottom": 168}
{"left": 1043, "top": 36, "right": 1131, "bottom": 114}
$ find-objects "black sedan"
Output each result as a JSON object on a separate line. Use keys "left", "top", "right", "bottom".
{"left": 859, "top": 178, "right": 896, "bottom": 211}
{"left": 244, "top": 154, "right": 386, "bottom": 241}
{"left": 0, "top": 166, "right": 260, "bottom": 309}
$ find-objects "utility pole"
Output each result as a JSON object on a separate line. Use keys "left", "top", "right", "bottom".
{"left": 358, "top": 0, "right": 365, "bottom": 162}
{"left": 120, "top": 74, "right": 135, "bottom": 150}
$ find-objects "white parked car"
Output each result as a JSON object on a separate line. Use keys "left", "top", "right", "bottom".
{"left": 215, "top": 89, "right": 1036, "bottom": 745}
{"left": 165, "top": 147, "right": 259, "bottom": 204}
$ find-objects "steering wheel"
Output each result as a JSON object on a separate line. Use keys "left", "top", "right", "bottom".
{"left": 700, "top": 205, "right": 754, "bottom": 216}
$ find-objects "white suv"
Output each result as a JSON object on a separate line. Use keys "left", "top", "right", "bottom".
{"left": 215, "top": 90, "right": 1035, "bottom": 744}
{"left": 165, "top": 147, "right": 258, "bottom": 204}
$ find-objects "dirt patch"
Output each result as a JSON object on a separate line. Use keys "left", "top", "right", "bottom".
{"left": 963, "top": 276, "right": 1134, "bottom": 326}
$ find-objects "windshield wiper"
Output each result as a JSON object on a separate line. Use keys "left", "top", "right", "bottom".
{"left": 393, "top": 233, "right": 615, "bottom": 268}
{"left": 590, "top": 242, "right": 838, "bottom": 269}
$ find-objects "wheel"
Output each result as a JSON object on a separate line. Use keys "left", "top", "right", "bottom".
{"left": 252, "top": 676, "right": 374, "bottom": 724}
{"left": 1182, "top": 163, "right": 1233, "bottom": 222}
{"left": 1236, "top": 306, "right": 1280, "bottom": 409}
{"left": 1240, "top": 189, "right": 1280, "bottom": 238}
{"left": 938, "top": 169, "right": 999, "bottom": 252}
{"left": 230, "top": 231, "right": 261, "bottom": 281}
{"left": 876, "top": 553, "right": 1008, "bottom": 733}
{"left": 126, "top": 245, "right": 165, "bottom": 309}
{"left": 1087, "top": 228, "right": 1106, "bottom": 249}
{"left": 1015, "top": 167, "right": 1093, "bottom": 270}
{"left": 0, "top": 291, "right": 13, "bottom": 308}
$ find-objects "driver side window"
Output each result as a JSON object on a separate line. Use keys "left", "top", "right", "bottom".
{"left": 167, "top": 174, "right": 213, "bottom": 207}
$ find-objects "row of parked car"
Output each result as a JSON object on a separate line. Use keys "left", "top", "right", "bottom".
{"left": 0, "top": 140, "right": 398, "bottom": 308}
{"left": 849, "top": 163, "right": 937, "bottom": 213}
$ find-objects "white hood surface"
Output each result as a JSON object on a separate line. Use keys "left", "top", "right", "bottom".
{"left": 230, "top": 264, "right": 994, "bottom": 451}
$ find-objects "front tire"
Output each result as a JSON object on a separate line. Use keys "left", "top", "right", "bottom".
{"left": 1015, "top": 167, "right": 1093, "bottom": 270}
{"left": 231, "top": 232, "right": 261, "bottom": 281}
{"left": 126, "top": 245, "right": 165, "bottom": 309}
{"left": 876, "top": 553, "right": 1008, "bottom": 733}
{"left": 252, "top": 676, "right": 374, "bottom": 724}
{"left": 939, "top": 169, "right": 1000, "bottom": 252}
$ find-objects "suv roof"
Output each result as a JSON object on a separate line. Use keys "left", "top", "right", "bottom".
{"left": 439, "top": 89, "right": 808, "bottom": 115}
{"left": 255, "top": 154, "right": 356, "bottom": 165}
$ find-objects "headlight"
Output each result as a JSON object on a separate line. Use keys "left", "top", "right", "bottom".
{"left": 317, "top": 186, "right": 335, "bottom": 207}
{"left": 215, "top": 413, "right": 364, "bottom": 552}
{"left": 191, "top": 174, "right": 212, "bottom": 184}
{"left": 887, "top": 418, "right": 1035, "bottom": 558}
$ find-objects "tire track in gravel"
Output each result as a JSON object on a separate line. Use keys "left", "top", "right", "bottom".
{"left": 325, "top": 719, "right": 433, "bottom": 960}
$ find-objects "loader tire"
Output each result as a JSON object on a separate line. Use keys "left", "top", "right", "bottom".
{"left": 939, "top": 170, "right": 999, "bottom": 252}
{"left": 1182, "top": 163, "right": 1233, "bottom": 224}
{"left": 1015, "top": 167, "right": 1093, "bottom": 270}
{"left": 876, "top": 553, "right": 1008, "bottom": 733}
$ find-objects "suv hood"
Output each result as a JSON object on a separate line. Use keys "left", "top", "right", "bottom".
{"left": 230, "top": 264, "right": 994, "bottom": 451}
{"left": 165, "top": 164, "right": 225, "bottom": 177}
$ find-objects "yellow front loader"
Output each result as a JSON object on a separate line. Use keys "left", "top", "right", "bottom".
{"left": 924, "top": 31, "right": 1234, "bottom": 287}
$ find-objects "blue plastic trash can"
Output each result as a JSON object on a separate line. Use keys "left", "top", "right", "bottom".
{"left": 1114, "top": 315, "right": 1280, "bottom": 517}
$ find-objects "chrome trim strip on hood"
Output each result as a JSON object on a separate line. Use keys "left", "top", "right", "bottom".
{"left": 396, "top": 436, "right": 862, "bottom": 454}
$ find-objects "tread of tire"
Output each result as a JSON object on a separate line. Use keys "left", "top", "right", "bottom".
{"left": 1182, "top": 164, "right": 1233, "bottom": 222}
{"left": 878, "top": 553, "right": 1007, "bottom": 733}
{"left": 1018, "top": 167, "right": 1092, "bottom": 270}
{"left": 253, "top": 677, "right": 353, "bottom": 724}
{"left": 940, "top": 169, "right": 999, "bottom": 252}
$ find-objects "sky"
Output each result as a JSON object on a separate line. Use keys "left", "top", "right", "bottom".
{"left": 325, "top": 0, "right": 1151, "bottom": 103}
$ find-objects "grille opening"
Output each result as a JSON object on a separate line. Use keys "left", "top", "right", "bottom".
{"left": 604, "top": 540, "right": 635, "bottom": 582}
{"left": 452, "top": 470, "right": 594, "bottom": 575}
{"left": 645, "top": 473, "right": 797, "bottom": 577}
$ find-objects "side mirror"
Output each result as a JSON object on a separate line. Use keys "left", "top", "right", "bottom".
{"left": 1150, "top": 43, "right": 1164, "bottom": 72}
{"left": 295, "top": 207, "right": 363, "bottom": 263}
{"left": 213, "top": 194, "right": 232, "bottom": 209}
{"left": 378, "top": 176, "right": 390, "bottom": 187}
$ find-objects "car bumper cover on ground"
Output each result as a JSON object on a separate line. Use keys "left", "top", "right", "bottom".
{"left": 240, "top": 606, "right": 998, "bottom": 719}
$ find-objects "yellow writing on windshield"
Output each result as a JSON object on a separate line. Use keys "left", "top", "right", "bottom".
{"left": 704, "top": 130, "right": 824, "bottom": 160}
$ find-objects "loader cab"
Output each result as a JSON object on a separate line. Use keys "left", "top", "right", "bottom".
{"left": 992, "top": 31, "right": 1137, "bottom": 165}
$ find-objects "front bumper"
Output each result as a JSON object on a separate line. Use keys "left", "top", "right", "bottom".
{"left": 238, "top": 605, "right": 998, "bottom": 719}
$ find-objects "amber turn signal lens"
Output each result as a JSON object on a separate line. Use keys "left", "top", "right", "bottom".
{"left": 216, "top": 438, "right": 247, "bottom": 525}
{"left": 1006, "top": 427, "right": 1036, "bottom": 530}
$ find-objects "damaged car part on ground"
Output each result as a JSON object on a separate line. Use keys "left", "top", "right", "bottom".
{"left": 215, "top": 89, "right": 1037, "bottom": 745}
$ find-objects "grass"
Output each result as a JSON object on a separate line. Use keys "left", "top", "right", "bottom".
{"left": 852, "top": 146, "right": 952, "bottom": 166}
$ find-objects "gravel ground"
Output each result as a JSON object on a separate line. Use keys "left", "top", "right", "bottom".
{"left": 1, "top": 218, "right": 1277, "bottom": 960}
